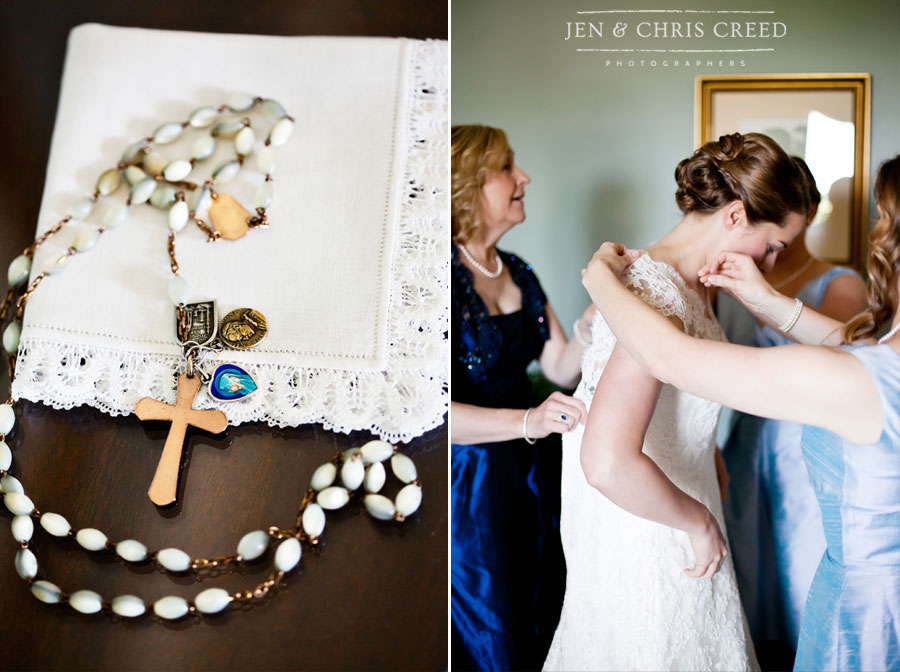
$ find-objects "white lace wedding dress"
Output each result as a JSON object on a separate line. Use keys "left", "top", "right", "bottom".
{"left": 543, "top": 253, "right": 758, "bottom": 672}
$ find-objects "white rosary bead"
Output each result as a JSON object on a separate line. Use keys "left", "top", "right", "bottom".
{"left": 391, "top": 453, "right": 417, "bottom": 484}
{"left": 124, "top": 165, "right": 147, "bottom": 186}
{"left": 364, "top": 494, "right": 396, "bottom": 521}
{"left": 317, "top": 486, "right": 349, "bottom": 510}
{"left": 102, "top": 203, "right": 130, "bottom": 229}
{"left": 234, "top": 126, "right": 255, "bottom": 156}
{"left": 15, "top": 547, "right": 38, "bottom": 579}
{"left": 2, "top": 492, "right": 32, "bottom": 516}
{"left": 361, "top": 440, "right": 394, "bottom": 464}
{"left": 256, "top": 145, "right": 276, "bottom": 174}
{"left": 268, "top": 118, "right": 294, "bottom": 147}
{"left": 301, "top": 503, "right": 326, "bottom": 538}
{"left": 0, "top": 440, "right": 10, "bottom": 471}
{"left": 149, "top": 185, "right": 177, "bottom": 209}
{"left": 69, "top": 590, "right": 103, "bottom": 614}
{"left": 236, "top": 530, "right": 269, "bottom": 561}
{"left": 31, "top": 580, "right": 62, "bottom": 604}
{"left": 39, "top": 512, "right": 71, "bottom": 537}
{"left": 73, "top": 228, "right": 101, "bottom": 253}
{"left": 260, "top": 98, "right": 286, "bottom": 121}
{"left": 153, "top": 122, "right": 185, "bottom": 145}
{"left": 395, "top": 484, "right": 423, "bottom": 518}
{"left": 111, "top": 594, "right": 145, "bottom": 617}
{"left": 274, "top": 538, "right": 302, "bottom": 572}
{"left": 189, "top": 106, "right": 218, "bottom": 128}
{"left": 1, "top": 474, "right": 24, "bottom": 494}
{"left": 68, "top": 197, "right": 94, "bottom": 220}
{"left": 7, "top": 254, "right": 32, "bottom": 288}
{"left": 43, "top": 254, "right": 70, "bottom": 276}
{"left": 116, "top": 539, "right": 148, "bottom": 562}
{"left": 191, "top": 135, "right": 216, "bottom": 161}
{"left": 190, "top": 186, "right": 212, "bottom": 215}
{"left": 3, "top": 322, "right": 20, "bottom": 354}
{"left": 168, "top": 275, "right": 190, "bottom": 306}
{"left": 156, "top": 547, "right": 191, "bottom": 572}
{"left": 121, "top": 140, "right": 147, "bottom": 165}
{"left": 226, "top": 93, "right": 256, "bottom": 112}
{"left": 364, "top": 462, "right": 386, "bottom": 493}
{"left": 168, "top": 200, "right": 189, "bottom": 233}
{"left": 95, "top": 168, "right": 121, "bottom": 196}
{"left": 11, "top": 515, "right": 33, "bottom": 543}
{"left": 0, "top": 405, "right": 14, "bottom": 437}
{"left": 254, "top": 182, "right": 273, "bottom": 209}
{"left": 163, "top": 159, "right": 192, "bottom": 182}
{"left": 212, "top": 159, "right": 240, "bottom": 183}
{"left": 213, "top": 119, "right": 245, "bottom": 138}
{"left": 194, "top": 587, "right": 231, "bottom": 614}
{"left": 341, "top": 454, "right": 365, "bottom": 490}
{"left": 153, "top": 595, "right": 189, "bottom": 620}
{"left": 75, "top": 528, "right": 108, "bottom": 551}
{"left": 142, "top": 151, "right": 168, "bottom": 177}
{"left": 129, "top": 177, "right": 157, "bottom": 205}
{"left": 310, "top": 462, "right": 337, "bottom": 491}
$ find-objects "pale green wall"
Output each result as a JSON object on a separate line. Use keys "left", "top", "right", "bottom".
{"left": 452, "top": 0, "right": 900, "bottom": 328}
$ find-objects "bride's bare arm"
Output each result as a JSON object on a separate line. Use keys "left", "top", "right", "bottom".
{"left": 584, "top": 246, "right": 882, "bottom": 445}
{"left": 580, "top": 338, "right": 728, "bottom": 578}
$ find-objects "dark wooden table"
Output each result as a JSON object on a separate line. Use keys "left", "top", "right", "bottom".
{"left": 0, "top": 2, "right": 447, "bottom": 670}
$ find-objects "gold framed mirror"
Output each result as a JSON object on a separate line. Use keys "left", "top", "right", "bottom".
{"left": 695, "top": 74, "right": 871, "bottom": 269}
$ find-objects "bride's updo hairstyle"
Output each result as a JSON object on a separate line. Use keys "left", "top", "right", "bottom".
{"left": 452, "top": 124, "right": 511, "bottom": 244}
{"left": 675, "top": 132, "right": 809, "bottom": 226}
{"left": 842, "top": 155, "right": 900, "bottom": 343}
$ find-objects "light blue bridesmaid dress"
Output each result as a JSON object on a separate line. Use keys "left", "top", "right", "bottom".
{"left": 795, "top": 344, "right": 900, "bottom": 672}
{"left": 719, "top": 268, "right": 860, "bottom": 648}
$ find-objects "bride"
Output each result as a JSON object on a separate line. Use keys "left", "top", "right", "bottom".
{"left": 543, "top": 133, "right": 809, "bottom": 671}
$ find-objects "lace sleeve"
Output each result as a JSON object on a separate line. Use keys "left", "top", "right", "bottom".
{"left": 624, "top": 258, "right": 688, "bottom": 332}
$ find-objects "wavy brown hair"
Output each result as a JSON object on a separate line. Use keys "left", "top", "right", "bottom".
{"left": 451, "top": 125, "right": 512, "bottom": 244}
{"left": 842, "top": 155, "right": 900, "bottom": 343}
{"left": 675, "top": 132, "right": 809, "bottom": 225}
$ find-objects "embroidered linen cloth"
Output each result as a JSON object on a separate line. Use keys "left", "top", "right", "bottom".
{"left": 12, "top": 24, "right": 448, "bottom": 443}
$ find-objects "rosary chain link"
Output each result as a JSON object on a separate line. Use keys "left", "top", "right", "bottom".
{"left": 231, "top": 571, "right": 284, "bottom": 604}
{"left": 167, "top": 232, "right": 179, "bottom": 275}
{"left": 22, "top": 217, "right": 71, "bottom": 259}
{"left": 0, "top": 287, "right": 14, "bottom": 322}
{"left": 14, "top": 274, "right": 47, "bottom": 323}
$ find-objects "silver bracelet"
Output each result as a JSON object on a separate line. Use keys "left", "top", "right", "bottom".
{"left": 523, "top": 407, "right": 537, "bottom": 444}
{"left": 573, "top": 318, "right": 590, "bottom": 347}
{"left": 778, "top": 297, "right": 804, "bottom": 333}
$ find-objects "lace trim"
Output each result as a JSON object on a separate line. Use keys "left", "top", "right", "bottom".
{"left": 11, "top": 39, "right": 449, "bottom": 445}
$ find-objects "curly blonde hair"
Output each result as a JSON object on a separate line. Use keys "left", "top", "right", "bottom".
{"left": 451, "top": 125, "right": 512, "bottom": 244}
{"left": 842, "top": 155, "right": 900, "bottom": 343}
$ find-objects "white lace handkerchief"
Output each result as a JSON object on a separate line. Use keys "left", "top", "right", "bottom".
{"left": 12, "top": 24, "right": 448, "bottom": 443}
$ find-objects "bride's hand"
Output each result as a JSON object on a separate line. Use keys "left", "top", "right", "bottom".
{"left": 685, "top": 510, "right": 728, "bottom": 579}
{"left": 581, "top": 243, "right": 640, "bottom": 305}
{"left": 526, "top": 391, "right": 589, "bottom": 438}
{"left": 698, "top": 251, "right": 778, "bottom": 317}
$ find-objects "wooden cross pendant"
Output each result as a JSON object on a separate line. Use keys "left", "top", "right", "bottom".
{"left": 135, "top": 373, "right": 228, "bottom": 506}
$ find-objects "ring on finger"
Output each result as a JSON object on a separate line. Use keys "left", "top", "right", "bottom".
{"left": 559, "top": 413, "right": 568, "bottom": 422}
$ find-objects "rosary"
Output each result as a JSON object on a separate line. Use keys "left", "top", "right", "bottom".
{"left": 0, "top": 95, "right": 422, "bottom": 621}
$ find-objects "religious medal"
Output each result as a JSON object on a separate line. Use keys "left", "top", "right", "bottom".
{"left": 219, "top": 307, "right": 268, "bottom": 349}
{"left": 176, "top": 301, "right": 217, "bottom": 346}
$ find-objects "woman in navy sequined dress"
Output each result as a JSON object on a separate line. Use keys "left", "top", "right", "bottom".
{"left": 450, "top": 125, "right": 594, "bottom": 671}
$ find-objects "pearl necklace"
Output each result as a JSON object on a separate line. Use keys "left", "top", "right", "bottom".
{"left": 0, "top": 95, "right": 423, "bottom": 622}
{"left": 459, "top": 243, "right": 503, "bottom": 278}
{"left": 878, "top": 320, "right": 900, "bottom": 344}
